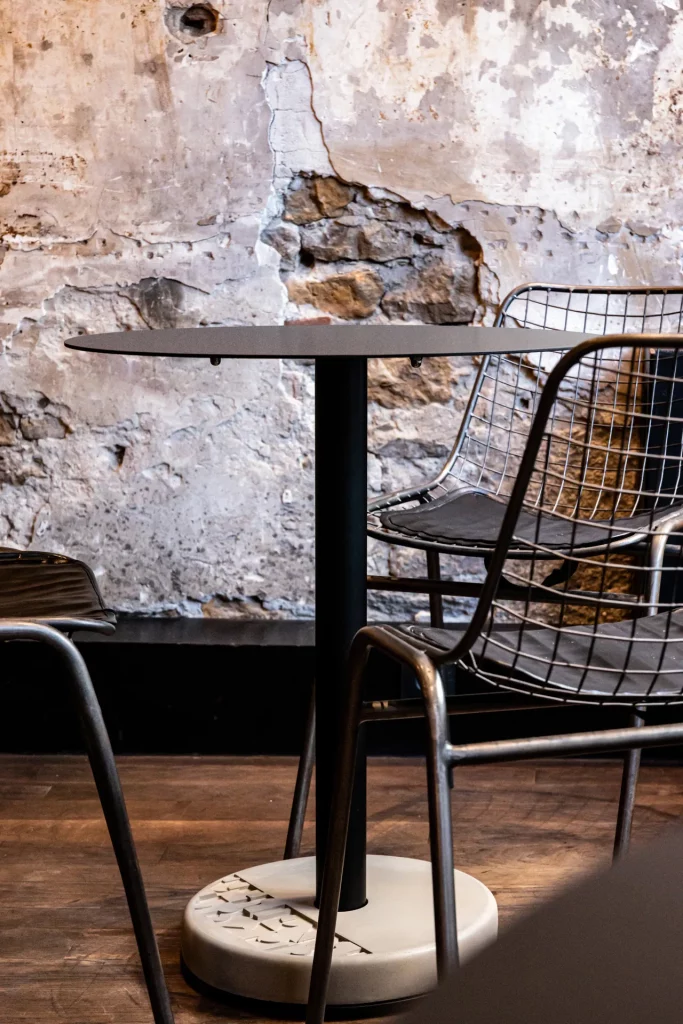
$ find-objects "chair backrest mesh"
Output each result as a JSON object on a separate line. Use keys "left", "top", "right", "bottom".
{"left": 448, "top": 286, "right": 683, "bottom": 523}
{"left": 456, "top": 334, "right": 683, "bottom": 706}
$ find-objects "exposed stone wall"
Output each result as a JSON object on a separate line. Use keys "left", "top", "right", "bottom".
{"left": 267, "top": 175, "right": 484, "bottom": 325}
{"left": 1, "top": 1, "right": 682, "bottom": 621}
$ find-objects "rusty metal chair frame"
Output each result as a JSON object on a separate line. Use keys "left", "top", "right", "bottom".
{"left": 306, "top": 334, "right": 683, "bottom": 1024}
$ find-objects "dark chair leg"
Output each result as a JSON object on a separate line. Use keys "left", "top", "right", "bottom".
{"left": 285, "top": 680, "right": 316, "bottom": 859}
{"left": 419, "top": 659, "right": 458, "bottom": 978}
{"left": 613, "top": 708, "right": 645, "bottom": 861}
{"left": 306, "top": 634, "right": 457, "bottom": 1024}
{"left": 306, "top": 637, "right": 368, "bottom": 1024}
{"left": 426, "top": 550, "right": 445, "bottom": 629}
{"left": 0, "top": 623, "right": 175, "bottom": 1024}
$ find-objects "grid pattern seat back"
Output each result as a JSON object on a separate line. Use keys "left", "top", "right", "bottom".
{"left": 449, "top": 286, "right": 683, "bottom": 512}
{"left": 397, "top": 334, "right": 683, "bottom": 706}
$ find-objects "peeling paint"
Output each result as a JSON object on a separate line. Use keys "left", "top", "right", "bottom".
{"left": 0, "top": 1, "right": 681, "bottom": 622}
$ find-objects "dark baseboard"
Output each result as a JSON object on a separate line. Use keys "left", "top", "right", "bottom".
{"left": 3, "top": 617, "right": 317, "bottom": 755}
{"left": 1, "top": 617, "right": 681, "bottom": 759}
{"left": 74, "top": 616, "right": 315, "bottom": 647}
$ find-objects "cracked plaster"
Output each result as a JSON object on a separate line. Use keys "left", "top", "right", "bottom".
{"left": 0, "top": 1, "right": 682, "bottom": 621}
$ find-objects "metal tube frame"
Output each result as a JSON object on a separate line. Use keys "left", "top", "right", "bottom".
{"left": 613, "top": 709, "right": 645, "bottom": 860}
{"left": 381, "top": 283, "right": 683, "bottom": 518}
{"left": 361, "top": 692, "right": 558, "bottom": 722}
{"left": 306, "top": 620, "right": 683, "bottom": 1024}
{"left": 407, "top": 336, "right": 683, "bottom": 672}
{"left": 0, "top": 621, "right": 174, "bottom": 1024}
{"left": 285, "top": 680, "right": 315, "bottom": 860}
{"left": 368, "top": 573, "right": 648, "bottom": 606}
{"left": 306, "top": 630, "right": 459, "bottom": 1024}
{"left": 445, "top": 719, "right": 683, "bottom": 766}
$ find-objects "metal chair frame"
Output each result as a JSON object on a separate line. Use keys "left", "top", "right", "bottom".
{"left": 2, "top": 618, "right": 174, "bottom": 1023}
{"left": 306, "top": 334, "right": 683, "bottom": 1024}
{"left": 286, "top": 286, "right": 683, "bottom": 863}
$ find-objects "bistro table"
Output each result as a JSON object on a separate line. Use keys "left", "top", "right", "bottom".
{"left": 65, "top": 324, "right": 591, "bottom": 1009}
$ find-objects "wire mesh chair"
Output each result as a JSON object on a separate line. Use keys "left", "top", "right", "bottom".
{"left": 286, "top": 286, "right": 683, "bottom": 861}
{"left": 0, "top": 549, "right": 174, "bottom": 1024}
{"left": 368, "top": 284, "right": 683, "bottom": 625}
{"left": 306, "top": 334, "right": 683, "bottom": 1024}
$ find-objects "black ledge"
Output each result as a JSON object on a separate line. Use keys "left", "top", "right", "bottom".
{"left": 74, "top": 616, "right": 314, "bottom": 647}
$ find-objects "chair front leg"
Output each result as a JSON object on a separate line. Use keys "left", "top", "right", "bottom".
{"left": 418, "top": 656, "right": 458, "bottom": 978}
{"left": 305, "top": 633, "right": 369, "bottom": 1024}
{"left": 306, "top": 630, "right": 459, "bottom": 1024}
{"left": 0, "top": 622, "right": 175, "bottom": 1024}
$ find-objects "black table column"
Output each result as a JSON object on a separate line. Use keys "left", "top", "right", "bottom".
{"left": 315, "top": 356, "right": 367, "bottom": 911}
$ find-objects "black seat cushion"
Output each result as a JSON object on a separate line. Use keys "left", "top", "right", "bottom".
{"left": 400, "top": 610, "right": 683, "bottom": 702}
{"left": 380, "top": 490, "right": 683, "bottom": 552}
{"left": 0, "top": 549, "right": 115, "bottom": 633}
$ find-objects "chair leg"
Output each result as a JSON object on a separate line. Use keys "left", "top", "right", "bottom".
{"left": 426, "top": 550, "right": 445, "bottom": 629}
{"left": 65, "top": 636, "right": 175, "bottom": 1024}
{"left": 306, "top": 636, "right": 369, "bottom": 1024}
{"left": 613, "top": 708, "right": 645, "bottom": 861}
{"left": 0, "top": 623, "right": 175, "bottom": 1024}
{"left": 285, "top": 680, "right": 316, "bottom": 859}
{"left": 419, "top": 658, "right": 458, "bottom": 979}
{"left": 306, "top": 635, "right": 457, "bottom": 1024}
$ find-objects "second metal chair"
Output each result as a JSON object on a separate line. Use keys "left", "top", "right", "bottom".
{"left": 307, "top": 333, "right": 683, "bottom": 1024}
{"left": 288, "top": 285, "right": 683, "bottom": 861}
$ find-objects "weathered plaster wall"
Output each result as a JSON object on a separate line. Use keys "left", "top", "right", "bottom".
{"left": 1, "top": 1, "right": 682, "bottom": 619}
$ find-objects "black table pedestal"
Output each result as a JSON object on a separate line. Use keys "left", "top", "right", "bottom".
{"left": 314, "top": 356, "right": 367, "bottom": 911}
{"left": 179, "top": 353, "right": 497, "bottom": 1006}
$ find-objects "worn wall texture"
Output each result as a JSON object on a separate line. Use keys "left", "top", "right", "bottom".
{"left": 1, "top": 0, "right": 682, "bottom": 620}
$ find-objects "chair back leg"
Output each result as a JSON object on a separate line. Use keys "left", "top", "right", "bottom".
{"left": 426, "top": 550, "right": 445, "bottom": 629}
{"left": 613, "top": 709, "right": 645, "bottom": 860}
{"left": 285, "top": 680, "right": 316, "bottom": 859}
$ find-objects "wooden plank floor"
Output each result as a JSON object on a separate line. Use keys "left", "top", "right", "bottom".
{"left": 1, "top": 754, "right": 682, "bottom": 1023}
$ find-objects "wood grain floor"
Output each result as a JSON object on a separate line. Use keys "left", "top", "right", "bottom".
{"left": 1, "top": 754, "right": 682, "bottom": 1022}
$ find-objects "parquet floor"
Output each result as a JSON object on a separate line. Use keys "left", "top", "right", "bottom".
{"left": 1, "top": 754, "right": 682, "bottom": 1022}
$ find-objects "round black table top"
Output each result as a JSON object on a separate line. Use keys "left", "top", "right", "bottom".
{"left": 65, "top": 324, "right": 592, "bottom": 359}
